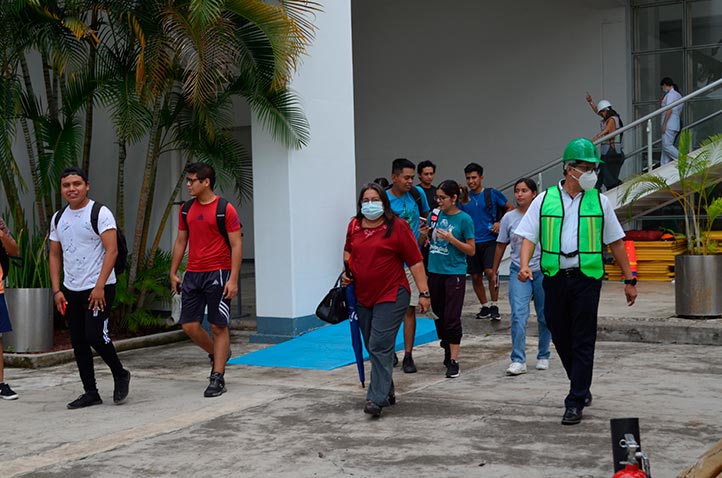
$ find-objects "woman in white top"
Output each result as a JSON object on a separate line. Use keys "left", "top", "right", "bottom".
{"left": 660, "top": 77, "right": 683, "bottom": 165}
{"left": 491, "top": 178, "right": 551, "bottom": 376}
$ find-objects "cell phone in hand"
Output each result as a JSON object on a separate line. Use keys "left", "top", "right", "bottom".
{"left": 175, "top": 283, "right": 182, "bottom": 294}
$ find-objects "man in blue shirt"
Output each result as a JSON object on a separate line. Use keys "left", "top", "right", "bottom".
{"left": 386, "top": 158, "right": 430, "bottom": 373}
{"left": 459, "top": 163, "right": 514, "bottom": 321}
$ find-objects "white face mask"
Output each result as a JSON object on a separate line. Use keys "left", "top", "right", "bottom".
{"left": 361, "top": 201, "right": 384, "bottom": 220}
{"left": 571, "top": 167, "right": 598, "bottom": 191}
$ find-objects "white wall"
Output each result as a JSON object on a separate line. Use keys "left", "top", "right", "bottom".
{"left": 352, "top": 0, "right": 630, "bottom": 193}
{"left": 252, "top": 0, "right": 356, "bottom": 323}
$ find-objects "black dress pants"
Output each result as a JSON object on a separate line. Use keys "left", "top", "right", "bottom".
{"left": 542, "top": 272, "right": 602, "bottom": 409}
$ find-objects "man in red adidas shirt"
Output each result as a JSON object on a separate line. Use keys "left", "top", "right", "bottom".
{"left": 170, "top": 163, "right": 243, "bottom": 398}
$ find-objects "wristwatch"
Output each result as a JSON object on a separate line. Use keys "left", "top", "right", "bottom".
{"left": 623, "top": 278, "right": 637, "bottom": 286}
{"left": 419, "top": 291, "right": 431, "bottom": 298}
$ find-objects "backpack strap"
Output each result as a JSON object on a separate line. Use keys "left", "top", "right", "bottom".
{"left": 181, "top": 199, "right": 195, "bottom": 232}
{"left": 53, "top": 205, "right": 69, "bottom": 229}
{"left": 484, "top": 188, "right": 503, "bottom": 222}
{"left": 409, "top": 186, "right": 425, "bottom": 214}
{"left": 215, "top": 197, "right": 231, "bottom": 251}
{"left": 90, "top": 202, "right": 103, "bottom": 235}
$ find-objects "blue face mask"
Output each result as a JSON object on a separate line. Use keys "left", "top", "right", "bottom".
{"left": 361, "top": 201, "right": 384, "bottom": 220}
{"left": 662, "top": 87, "right": 669, "bottom": 94}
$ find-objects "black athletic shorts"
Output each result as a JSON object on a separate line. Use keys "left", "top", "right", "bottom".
{"left": 180, "top": 270, "right": 232, "bottom": 327}
{"left": 467, "top": 241, "right": 496, "bottom": 274}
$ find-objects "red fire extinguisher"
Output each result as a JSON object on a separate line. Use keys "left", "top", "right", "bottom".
{"left": 613, "top": 464, "right": 646, "bottom": 478}
{"left": 612, "top": 433, "right": 651, "bottom": 478}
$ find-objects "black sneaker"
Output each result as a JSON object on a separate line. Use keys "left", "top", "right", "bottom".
{"left": 476, "top": 306, "right": 491, "bottom": 319}
{"left": 113, "top": 369, "right": 131, "bottom": 404}
{"left": 204, "top": 371, "right": 226, "bottom": 398}
{"left": 0, "top": 382, "right": 18, "bottom": 400}
{"left": 209, "top": 348, "right": 233, "bottom": 374}
{"left": 363, "top": 400, "right": 382, "bottom": 418}
{"left": 392, "top": 353, "right": 399, "bottom": 367}
{"left": 402, "top": 354, "right": 417, "bottom": 373}
{"left": 67, "top": 392, "right": 102, "bottom": 409}
{"left": 489, "top": 305, "right": 501, "bottom": 321}
{"left": 446, "top": 360, "right": 460, "bottom": 378}
{"left": 441, "top": 341, "right": 451, "bottom": 367}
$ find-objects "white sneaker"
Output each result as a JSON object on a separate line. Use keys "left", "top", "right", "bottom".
{"left": 506, "top": 362, "right": 527, "bottom": 375}
{"left": 536, "top": 359, "right": 550, "bottom": 370}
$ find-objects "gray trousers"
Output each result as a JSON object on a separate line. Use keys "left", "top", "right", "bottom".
{"left": 357, "top": 286, "right": 410, "bottom": 406}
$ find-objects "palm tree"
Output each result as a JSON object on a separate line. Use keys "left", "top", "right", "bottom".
{"left": 122, "top": 0, "right": 317, "bottom": 289}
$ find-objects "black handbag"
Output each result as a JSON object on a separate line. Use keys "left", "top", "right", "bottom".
{"left": 315, "top": 273, "right": 349, "bottom": 324}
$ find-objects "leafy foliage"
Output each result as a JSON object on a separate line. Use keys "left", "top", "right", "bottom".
{"left": 621, "top": 131, "right": 722, "bottom": 254}
{"left": 4, "top": 227, "right": 51, "bottom": 289}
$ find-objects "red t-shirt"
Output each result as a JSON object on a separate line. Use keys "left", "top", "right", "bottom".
{"left": 179, "top": 197, "right": 241, "bottom": 272}
{"left": 344, "top": 217, "right": 423, "bottom": 307}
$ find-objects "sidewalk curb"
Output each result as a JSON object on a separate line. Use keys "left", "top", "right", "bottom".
{"left": 5, "top": 330, "right": 189, "bottom": 369}
{"left": 598, "top": 316, "right": 722, "bottom": 346}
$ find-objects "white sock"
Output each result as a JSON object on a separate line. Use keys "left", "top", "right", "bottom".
{"left": 482, "top": 302, "right": 490, "bottom": 308}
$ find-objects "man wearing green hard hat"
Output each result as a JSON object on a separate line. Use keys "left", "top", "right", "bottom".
{"left": 514, "top": 138, "right": 638, "bottom": 425}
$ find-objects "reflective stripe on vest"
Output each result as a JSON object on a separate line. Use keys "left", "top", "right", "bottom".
{"left": 539, "top": 186, "right": 605, "bottom": 279}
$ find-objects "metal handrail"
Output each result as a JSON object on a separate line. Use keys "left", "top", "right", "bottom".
{"left": 497, "top": 76, "right": 722, "bottom": 193}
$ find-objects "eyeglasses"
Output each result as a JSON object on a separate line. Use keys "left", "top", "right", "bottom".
{"left": 571, "top": 165, "right": 598, "bottom": 174}
{"left": 436, "top": 195, "right": 450, "bottom": 202}
{"left": 185, "top": 177, "right": 201, "bottom": 185}
{"left": 361, "top": 198, "right": 382, "bottom": 204}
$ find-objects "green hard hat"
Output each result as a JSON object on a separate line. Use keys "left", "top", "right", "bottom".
{"left": 562, "top": 138, "right": 603, "bottom": 163}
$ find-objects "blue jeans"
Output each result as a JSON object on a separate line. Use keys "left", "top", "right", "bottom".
{"left": 508, "top": 263, "right": 551, "bottom": 363}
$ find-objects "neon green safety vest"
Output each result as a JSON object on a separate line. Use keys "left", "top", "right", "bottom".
{"left": 539, "top": 186, "right": 605, "bottom": 279}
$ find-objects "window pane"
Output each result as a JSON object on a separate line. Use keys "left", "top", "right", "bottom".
{"left": 689, "top": 47, "right": 722, "bottom": 90}
{"left": 635, "top": 51, "right": 684, "bottom": 102}
{"left": 685, "top": 98, "right": 722, "bottom": 146}
{"left": 690, "top": 0, "right": 722, "bottom": 46}
{"left": 635, "top": 4, "right": 684, "bottom": 51}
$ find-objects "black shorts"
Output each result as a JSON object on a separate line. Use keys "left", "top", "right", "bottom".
{"left": 0, "top": 294, "right": 11, "bottom": 334}
{"left": 180, "top": 270, "right": 232, "bottom": 327}
{"left": 467, "top": 241, "right": 496, "bottom": 274}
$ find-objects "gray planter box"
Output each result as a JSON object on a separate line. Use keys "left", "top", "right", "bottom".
{"left": 675, "top": 255, "right": 722, "bottom": 318}
{"left": 4, "top": 288, "right": 53, "bottom": 352}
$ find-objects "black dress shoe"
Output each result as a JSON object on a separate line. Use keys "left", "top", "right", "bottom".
{"left": 584, "top": 393, "right": 593, "bottom": 407}
{"left": 561, "top": 407, "right": 583, "bottom": 425}
{"left": 363, "top": 400, "right": 382, "bottom": 417}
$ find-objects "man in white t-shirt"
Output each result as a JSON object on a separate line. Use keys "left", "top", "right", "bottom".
{"left": 49, "top": 167, "right": 130, "bottom": 410}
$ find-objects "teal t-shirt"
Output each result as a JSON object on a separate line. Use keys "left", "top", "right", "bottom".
{"left": 386, "top": 186, "right": 430, "bottom": 240}
{"left": 428, "top": 210, "right": 475, "bottom": 275}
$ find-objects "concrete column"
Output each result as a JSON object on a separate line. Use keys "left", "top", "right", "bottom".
{"left": 250, "top": 0, "right": 356, "bottom": 342}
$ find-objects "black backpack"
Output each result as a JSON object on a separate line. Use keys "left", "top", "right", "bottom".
{"left": 181, "top": 197, "right": 232, "bottom": 250}
{"left": 54, "top": 202, "right": 129, "bottom": 275}
{"left": 484, "top": 188, "right": 505, "bottom": 223}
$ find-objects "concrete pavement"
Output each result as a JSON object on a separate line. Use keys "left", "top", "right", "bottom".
{"left": 1, "top": 280, "right": 721, "bottom": 477}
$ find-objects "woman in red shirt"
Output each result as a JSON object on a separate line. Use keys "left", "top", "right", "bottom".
{"left": 343, "top": 183, "right": 430, "bottom": 417}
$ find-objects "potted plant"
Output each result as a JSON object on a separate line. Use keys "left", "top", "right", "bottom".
{"left": 4, "top": 227, "right": 54, "bottom": 352}
{"left": 621, "top": 131, "right": 722, "bottom": 317}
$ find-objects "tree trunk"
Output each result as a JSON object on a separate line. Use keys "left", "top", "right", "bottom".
{"left": 147, "top": 163, "right": 189, "bottom": 268}
{"left": 128, "top": 96, "right": 163, "bottom": 290}
{"left": 82, "top": 13, "right": 98, "bottom": 174}
{"left": 136, "top": 126, "right": 163, "bottom": 270}
{"left": 116, "top": 140, "right": 127, "bottom": 230}
{"left": 19, "top": 56, "right": 49, "bottom": 229}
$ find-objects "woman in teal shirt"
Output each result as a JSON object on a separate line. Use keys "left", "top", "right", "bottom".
{"left": 424, "top": 180, "right": 475, "bottom": 378}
